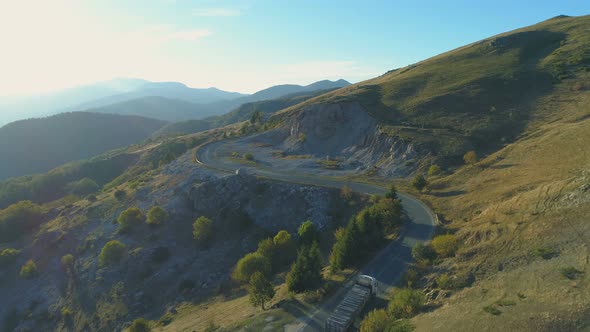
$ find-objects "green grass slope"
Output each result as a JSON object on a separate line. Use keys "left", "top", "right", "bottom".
{"left": 273, "top": 15, "right": 590, "bottom": 163}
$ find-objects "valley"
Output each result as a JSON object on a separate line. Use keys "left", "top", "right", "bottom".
{"left": 0, "top": 10, "right": 588, "bottom": 332}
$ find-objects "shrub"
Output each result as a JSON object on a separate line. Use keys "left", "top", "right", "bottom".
{"left": 427, "top": 165, "right": 441, "bottom": 176}
{"left": 99, "top": 240, "right": 126, "bottom": 266}
{"left": 117, "top": 207, "right": 145, "bottom": 231}
{"left": 463, "top": 150, "right": 478, "bottom": 165}
{"left": 388, "top": 288, "right": 425, "bottom": 319}
{"left": 385, "top": 184, "right": 399, "bottom": 200}
{"left": 129, "top": 318, "right": 151, "bottom": 332}
{"left": 340, "top": 185, "right": 353, "bottom": 200}
{"left": 0, "top": 200, "right": 43, "bottom": 243}
{"left": 65, "top": 178, "right": 99, "bottom": 197}
{"left": 412, "top": 174, "right": 427, "bottom": 191}
{"left": 248, "top": 271, "right": 275, "bottom": 310}
{"left": 61, "top": 254, "right": 75, "bottom": 269}
{"left": 298, "top": 220, "right": 320, "bottom": 246}
{"left": 146, "top": 206, "right": 167, "bottom": 226}
{"left": 233, "top": 253, "right": 271, "bottom": 283}
{"left": 436, "top": 274, "right": 451, "bottom": 289}
{"left": 287, "top": 242, "right": 323, "bottom": 293}
{"left": 431, "top": 234, "right": 459, "bottom": 258}
{"left": 0, "top": 248, "right": 20, "bottom": 267}
{"left": 483, "top": 305, "right": 501, "bottom": 316}
{"left": 193, "top": 216, "right": 214, "bottom": 247}
{"left": 560, "top": 266, "right": 583, "bottom": 280}
{"left": 360, "top": 309, "right": 390, "bottom": 332}
{"left": 114, "top": 189, "right": 127, "bottom": 201}
{"left": 411, "top": 243, "right": 437, "bottom": 263}
{"left": 243, "top": 153, "right": 254, "bottom": 161}
{"left": 403, "top": 268, "right": 419, "bottom": 287}
{"left": 533, "top": 247, "right": 559, "bottom": 259}
{"left": 19, "top": 259, "right": 38, "bottom": 279}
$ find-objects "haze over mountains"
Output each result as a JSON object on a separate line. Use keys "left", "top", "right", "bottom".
{"left": 0, "top": 78, "right": 350, "bottom": 125}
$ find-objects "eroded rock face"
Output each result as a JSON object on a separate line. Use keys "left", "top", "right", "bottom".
{"left": 275, "top": 101, "right": 422, "bottom": 176}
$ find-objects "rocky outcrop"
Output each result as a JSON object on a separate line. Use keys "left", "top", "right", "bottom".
{"left": 263, "top": 101, "right": 424, "bottom": 176}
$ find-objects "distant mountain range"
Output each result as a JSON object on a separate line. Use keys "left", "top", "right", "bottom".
{"left": 0, "top": 78, "right": 350, "bottom": 125}
{"left": 0, "top": 112, "right": 166, "bottom": 180}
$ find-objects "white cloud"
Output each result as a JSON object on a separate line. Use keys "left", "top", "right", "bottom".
{"left": 193, "top": 7, "right": 242, "bottom": 17}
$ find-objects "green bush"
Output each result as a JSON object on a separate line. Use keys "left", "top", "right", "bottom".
{"left": 99, "top": 240, "right": 126, "bottom": 266}
{"left": 385, "top": 184, "right": 399, "bottom": 200}
{"left": 298, "top": 220, "right": 319, "bottom": 246}
{"left": 360, "top": 309, "right": 414, "bottom": 332}
{"left": 388, "top": 288, "right": 425, "bottom": 319}
{"left": 463, "top": 150, "right": 478, "bottom": 165}
{"left": 0, "top": 200, "right": 43, "bottom": 243}
{"left": 65, "top": 177, "right": 99, "bottom": 196}
{"left": 128, "top": 318, "right": 151, "bottom": 332}
{"left": 436, "top": 274, "right": 451, "bottom": 289}
{"left": 0, "top": 248, "right": 20, "bottom": 267}
{"left": 560, "top": 266, "right": 583, "bottom": 280}
{"left": 193, "top": 216, "right": 214, "bottom": 247}
{"left": 232, "top": 252, "right": 271, "bottom": 283}
{"left": 61, "top": 254, "right": 75, "bottom": 268}
{"left": 427, "top": 165, "right": 442, "bottom": 176}
{"left": 412, "top": 174, "right": 427, "bottom": 191}
{"left": 117, "top": 207, "right": 145, "bottom": 231}
{"left": 243, "top": 153, "right": 254, "bottom": 161}
{"left": 248, "top": 271, "right": 275, "bottom": 310}
{"left": 146, "top": 206, "right": 167, "bottom": 226}
{"left": 533, "top": 247, "right": 559, "bottom": 259}
{"left": 272, "top": 230, "right": 297, "bottom": 267}
{"left": 431, "top": 234, "right": 459, "bottom": 258}
{"left": 411, "top": 243, "right": 437, "bottom": 263}
{"left": 19, "top": 259, "right": 38, "bottom": 279}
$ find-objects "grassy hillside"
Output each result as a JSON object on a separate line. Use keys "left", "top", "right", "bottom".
{"left": 408, "top": 70, "right": 590, "bottom": 331}
{"left": 274, "top": 15, "right": 590, "bottom": 164}
{"left": 0, "top": 112, "right": 166, "bottom": 180}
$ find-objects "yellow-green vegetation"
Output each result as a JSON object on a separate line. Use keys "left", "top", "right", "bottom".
{"left": 411, "top": 174, "right": 427, "bottom": 191}
{"left": 99, "top": 240, "right": 126, "bottom": 266}
{"left": 248, "top": 271, "right": 275, "bottom": 310}
{"left": 318, "top": 158, "right": 341, "bottom": 170}
{"left": 19, "top": 259, "right": 38, "bottom": 279}
{"left": 117, "top": 207, "right": 145, "bottom": 231}
{"left": 427, "top": 164, "right": 442, "bottom": 176}
{"left": 462, "top": 150, "right": 478, "bottom": 165}
{"left": 232, "top": 252, "right": 271, "bottom": 283}
{"left": 0, "top": 248, "right": 20, "bottom": 267}
{"left": 409, "top": 17, "right": 590, "bottom": 329}
{"left": 431, "top": 234, "right": 459, "bottom": 258}
{"left": 297, "top": 220, "right": 320, "bottom": 246}
{"left": 61, "top": 254, "right": 75, "bottom": 268}
{"left": 360, "top": 309, "right": 414, "bottom": 332}
{"left": 146, "top": 206, "right": 168, "bottom": 226}
{"left": 128, "top": 318, "right": 151, "bottom": 332}
{"left": 286, "top": 242, "right": 323, "bottom": 293}
{"left": 192, "top": 216, "right": 213, "bottom": 247}
{"left": 0, "top": 200, "right": 43, "bottom": 242}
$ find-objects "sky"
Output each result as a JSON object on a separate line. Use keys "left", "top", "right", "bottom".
{"left": 0, "top": 0, "right": 588, "bottom": 95}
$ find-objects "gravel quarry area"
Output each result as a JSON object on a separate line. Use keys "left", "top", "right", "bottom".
{"left": 200, "top": 101, "right": 421, "bottom": 177}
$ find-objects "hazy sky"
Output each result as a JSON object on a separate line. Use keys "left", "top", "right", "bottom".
{"left": 1, "top": 0, "right": 588, "bottom": 95}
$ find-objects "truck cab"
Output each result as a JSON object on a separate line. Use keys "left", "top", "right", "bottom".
{"left": 356, "top": 274, "right": 377, "bottom": 295}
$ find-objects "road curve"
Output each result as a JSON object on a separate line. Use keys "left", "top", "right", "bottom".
{"left": 195, "top": 140, "right": 437, "bottom": 331}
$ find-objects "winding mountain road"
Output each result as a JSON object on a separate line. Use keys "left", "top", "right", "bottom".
{"left": 196, "top": 140, "right": 437, "bottom": 331}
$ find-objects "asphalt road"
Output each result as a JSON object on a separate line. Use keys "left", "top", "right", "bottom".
{"left": 196, "top": 140, "right": 437, "bottom": 331}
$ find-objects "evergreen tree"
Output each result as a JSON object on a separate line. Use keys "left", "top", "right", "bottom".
{"left": 287, "top": 242, "right": 323, "bottom": 292}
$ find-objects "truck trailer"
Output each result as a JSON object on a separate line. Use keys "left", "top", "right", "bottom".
{"left": 325, "top": 275, "right": 377, "bottom": 332}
